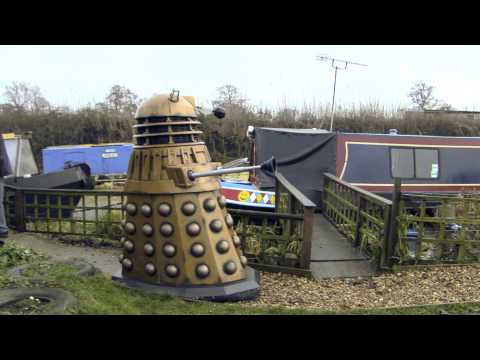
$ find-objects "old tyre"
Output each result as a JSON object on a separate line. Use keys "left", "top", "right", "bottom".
{"left": 0, "top": 288, "right": 77, "bottom": 315}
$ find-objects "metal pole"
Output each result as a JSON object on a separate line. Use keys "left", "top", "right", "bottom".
{"left": 316, "top": 55, "right": 367, "bottom": 133}
{"left": 330, "top": 66, "right": 338, "bottom": 132}
{"left": 14, "top": 136, "right": 22, "bottom": 177}
{"left": 188, "top": 156, "right": 276, "bottom": 181}
{"left": 188, "top": 165, "right": 261, "bottom": 180}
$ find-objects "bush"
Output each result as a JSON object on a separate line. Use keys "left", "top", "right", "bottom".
{"left": 2, "top": 104, "right": 480, "bottom": 167}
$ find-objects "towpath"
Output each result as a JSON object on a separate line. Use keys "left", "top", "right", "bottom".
{"left": 5, "top": 232, "right": 121, "bottom": 276}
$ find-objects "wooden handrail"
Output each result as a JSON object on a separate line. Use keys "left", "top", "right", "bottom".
{"left": 228, "top": 208, "right": 304, "bottom": 220}
{"left": 323, "top": 173, "right": 392, "bottom": 207}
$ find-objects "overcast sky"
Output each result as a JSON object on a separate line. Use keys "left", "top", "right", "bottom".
{"left": 1, "top": 45, "right": 479, "bottom": 112}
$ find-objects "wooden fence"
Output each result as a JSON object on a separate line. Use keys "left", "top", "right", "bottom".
{"left": 322, "top": 173, "right": 480, "bottom": 268}
{"left": 4, "top": 171, "right": 316, "bottom": 275}
{"left": 322, "top": 173, "right": 393, "bottom": 268}
{"left": 229, "top": 172, "right": 315, "bottom": 275}
{"left": 396, "top": 193, "right": 480, "bottom": 264}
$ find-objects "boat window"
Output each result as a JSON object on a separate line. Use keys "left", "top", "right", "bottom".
{"left": 415, "top": 149, "right": 439, "bottom": 179}
{"left": 391, "top": 148, "right": 414, "bottom": 178}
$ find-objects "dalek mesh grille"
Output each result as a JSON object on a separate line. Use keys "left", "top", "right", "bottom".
{"left": 133, "top": 116, "right": 202, "bottom": 147}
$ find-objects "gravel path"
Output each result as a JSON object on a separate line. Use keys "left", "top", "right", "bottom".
{"left": 241, "top": 266, "right": 480, "bottom": 311}
{"left": 5, "top": 232, "right": 480, "bottom": 311}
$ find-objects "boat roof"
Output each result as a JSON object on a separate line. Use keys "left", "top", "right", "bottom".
{"left": 340, "top": 132, "right": 480, "bottom": 140}
{"left": 261, "top": 127, "right": 330, "bottom": 134}
{"left": 258, "top": 127, "right": 480, "bottom": 140}
{"left": 44, "top": 143, "right": 133, "bottom": 150}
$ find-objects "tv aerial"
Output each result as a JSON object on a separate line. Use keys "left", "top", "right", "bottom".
{"left": 316, "top": 55, "right": 367, "bottom": 132}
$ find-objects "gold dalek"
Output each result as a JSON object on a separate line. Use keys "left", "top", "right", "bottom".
{"left": 113, "top": 90, "right": 274, "bottom": 301}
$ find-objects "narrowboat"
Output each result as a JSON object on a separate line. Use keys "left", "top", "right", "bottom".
{"left": 216, "top": 157, "right": 275, "bottom": 211}
{"left": 248, "top": 127, "right": 480, "bottom": 206}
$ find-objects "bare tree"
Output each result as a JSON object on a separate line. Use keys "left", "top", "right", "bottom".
{"left": 212, "top": 84, "right": 247, "bottom": 110}
{"left": 96, "top": 85, "right": 141, "bottom": 116}
{"left": 210, "top": 84, "right": 250, "bottom": 161}
{"left": 1, "top": 82, "right": 51, "bottom": 113}
{"left": 408, "top": 81, "right": 451, "bottom": 111}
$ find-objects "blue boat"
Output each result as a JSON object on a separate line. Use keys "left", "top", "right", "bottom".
{"left": 42, "top": 143, "right": 133, "bottom": 176}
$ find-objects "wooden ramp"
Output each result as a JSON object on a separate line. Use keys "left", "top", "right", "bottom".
{"left": 310, "top": 214, "right": 376, "bottom": 279}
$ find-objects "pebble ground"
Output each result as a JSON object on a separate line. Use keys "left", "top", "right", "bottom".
{"left": 240, "top": 266, "right": 480, "bottom": 311}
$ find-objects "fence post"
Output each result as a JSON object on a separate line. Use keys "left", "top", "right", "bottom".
{"left": 380, "top": 206, "right": 392, "bottom": 269}
{"left": 321, "top": 176, "right": 328, "bottom": 213}
{"left": 385, "top": 178, "right": 401, "bottom": 268}
{"left": 353, "top": 195, "right": 365, "bottom": 247}
{"left": 14, "top": 189, "right": 26, "bottom": 232}
{"left": 274, "top": 174, "right": 279, "bottom": 213}
{"left": 300, "top": 207, "right": 313, "bottom": 269}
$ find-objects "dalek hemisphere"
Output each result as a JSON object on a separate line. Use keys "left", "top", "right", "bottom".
{"left": 113, "top": 90, "right": 262, "bottom": 301}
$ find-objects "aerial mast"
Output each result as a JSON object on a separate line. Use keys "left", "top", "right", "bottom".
{"left": 316, "top": 55, "right": 367, "bottom": 132}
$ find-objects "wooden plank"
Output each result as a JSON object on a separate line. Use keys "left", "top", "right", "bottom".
{"left": 300, "top": 208, "right": 313, "bottom": 269}
{"left": 324, "top": 187, "right": 359, "bottom": 211}
{"left": 385, "top": 178, "right": 401, "bottom": 268}
{"left": 323, "top": 173, "right": 392, "bottom": 206}
{"left": 354, "top": 197, "right": 365, "bottom": 247}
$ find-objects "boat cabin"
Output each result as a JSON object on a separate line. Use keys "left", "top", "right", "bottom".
{"left": 249, "top": 127, "right": 480, "bottom": 206}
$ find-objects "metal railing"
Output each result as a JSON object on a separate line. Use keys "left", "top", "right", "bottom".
{"left": 322, "top": 173, "right": 393, "bottom": 268}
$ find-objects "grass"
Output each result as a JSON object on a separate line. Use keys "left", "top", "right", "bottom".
{"left": 0, "top": 243, "right": 317, "bottom": 315}
{"left": 1, "top": 243, "right": 480, "bottom": 315}
{"left": 1, "top": 261, "right": 321, "bottom": 315}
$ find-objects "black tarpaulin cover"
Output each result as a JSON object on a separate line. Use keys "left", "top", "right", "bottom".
{"left": 253, "top": 128, "right": 337, "bottom": 205}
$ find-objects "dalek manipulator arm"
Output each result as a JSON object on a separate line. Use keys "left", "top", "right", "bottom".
{"left": 168, "top": 99, "right": 276, "bottom": 185}
{"left": 187, "top": 156, "right": 276, "bottom": 181}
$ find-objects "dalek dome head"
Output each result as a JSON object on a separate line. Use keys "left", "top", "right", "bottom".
{"left": 133, "top": 90, "right": 202, "bottom": 147}
{"left": 135, "top": 90, "right": 197, "bottom": 119}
